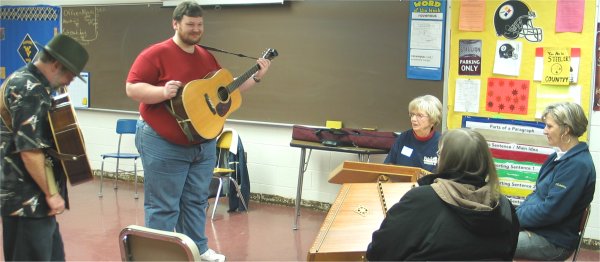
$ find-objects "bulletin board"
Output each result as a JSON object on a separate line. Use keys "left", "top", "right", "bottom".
{"left": 447, "top": 0, "right": 597, "bottom": 205}
{"left": 447, "top": 0, "right": 596, "bottom": 129}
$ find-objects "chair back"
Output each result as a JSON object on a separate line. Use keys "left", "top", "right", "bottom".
{"left": 217, "top": 131, "right": 233, "bottom": 149}
{"left": 116, "top": 119, "right": 138, "bottom": 135}
{"left": 114, "top": 119, "right": 137, "bottom": 154}
{"left": 119, "top": 225, "right": 200, "bottom": 261}
{"left": 216, "top": 130, "right": 234, "bottom": 168}
{"left": 572, "top": 205, "right": 591, "bottom": 261}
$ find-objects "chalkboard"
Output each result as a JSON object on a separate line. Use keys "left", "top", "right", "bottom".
{"left": 62, "top": 1, "right": 443, "bottom": 131}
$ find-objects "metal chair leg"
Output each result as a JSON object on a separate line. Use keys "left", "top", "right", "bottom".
{"left": 114, "top": 158, "right": 120, "bottom": 190}
{"left": 228, "top": 176, "right": 248, "bottom": 212}
{"left": 133, "top": 159, "right": 139, "bottom": 199}
{"left": 211, "top": 177, "right": 224, "bottom": 220}
{"left": 98, "top": 159, "right": 105, "bottom": 197}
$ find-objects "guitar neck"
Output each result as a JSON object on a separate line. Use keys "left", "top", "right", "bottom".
{"left": 227, "top": 64, "right": 260, "bottom": 93}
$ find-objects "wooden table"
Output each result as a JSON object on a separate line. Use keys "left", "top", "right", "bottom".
{"left": 307, "top": 183, "right": 414, "bottom": 261}
{"left": 289, "top": 140, "right": 389, "bottom": 230}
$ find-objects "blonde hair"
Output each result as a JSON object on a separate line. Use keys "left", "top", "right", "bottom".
{"left": 437, "top": 128, "right": 500, "bottom": 201}
{"left": 541, "top": 102, "right": 588, "bottom": 138}
{"left": 408, "top": 95, "right": 442, "bottom": 127}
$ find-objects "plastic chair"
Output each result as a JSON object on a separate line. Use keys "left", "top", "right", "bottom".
{"left": 571, "top": 205, "right": 591, "bottom": 261}
{"left": 210, "top": 130, "right": 248, "bottom": 220}
{"left": 98, "top": 119, "right": 140, "bottom": 199}
{"left": 119, "top": 225, "right": 201, "bottom": 261}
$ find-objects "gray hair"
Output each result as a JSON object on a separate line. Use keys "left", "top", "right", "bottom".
{"left": 173, "top": 1, "right": 203, "bottom": 21}
{"left": 408, "top": 95, "right": 442, "bottom": 127}
{"left": 37, "top": 49, "right": 57, "bottom": 64}
{"left": 541, "top": 102, "right": 588, "bottom": 138}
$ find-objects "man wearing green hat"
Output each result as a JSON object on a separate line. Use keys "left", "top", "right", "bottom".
{"left": 1, "top": 33, "right": 88, "bottom": 261}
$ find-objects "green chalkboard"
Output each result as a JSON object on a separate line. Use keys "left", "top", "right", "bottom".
{"left": 62, "top": 1, "right": 443, "bottom": 131}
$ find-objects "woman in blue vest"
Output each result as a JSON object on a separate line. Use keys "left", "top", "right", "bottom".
{"left": 384, "top": 95, "right": 442, "bottom": 172}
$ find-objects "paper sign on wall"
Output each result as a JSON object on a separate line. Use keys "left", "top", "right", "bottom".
{"left": 493, "top": 40, "right": 522, "bottom": 76}
{"left": 533, "top": 47, "right": 580, "bottom": 83}
{"left": 461, "top": 116, "right": 548, "bottom": 206}
{"left": 535, "top": 84, "right": 581, "bottom": 118}
{"left": 406, "top": 0, "right": 447, "bottom": 80}
{"left": 458, "top": 0, "right": 485, "bottom": 31}
{"left": 458, "top": 39, "right": 482, "bottom": 75}
{"left": 454, "top": 78, "right": 481, "bottom": 113}
{"left": 486, "top": 77, "right": 530, "bottom": 115}
{"left": 66, "top": 72, "right": 90, "bottom": 108}
{"left": 542, "top": 47, "right": 571, "bottom": 86}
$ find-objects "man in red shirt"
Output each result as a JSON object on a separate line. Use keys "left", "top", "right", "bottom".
{"left": 126, "top": 1, "right": 271, "bottom": 261}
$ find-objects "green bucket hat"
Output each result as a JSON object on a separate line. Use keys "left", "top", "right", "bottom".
{"left": 43, "top": 34, "right": 89, "bottom": 82}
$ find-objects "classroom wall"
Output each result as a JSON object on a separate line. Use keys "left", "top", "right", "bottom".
{"left": 78, "top": 108, "right": 599, "bottom": 240}
{"left": 4, "top": 0, "right": 599, "bottom": 242}
{"left": 589, "top": 112, "right": 600, "bottom": 240}
{"left": 77, "top": 109, "right": 387, "bottom": 205}
{"left": 586, "top": 0, "right": 600, "bottom": 244}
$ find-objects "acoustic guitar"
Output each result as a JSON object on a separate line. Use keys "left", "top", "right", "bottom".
{"left": 1, "top": 81, "right": 93, "bottom": 185}
{"left": 47, "top": 92, "right": 93, "bottom": 185}
{"left": 169, "top": 48, "right": 278, "bottom": 141}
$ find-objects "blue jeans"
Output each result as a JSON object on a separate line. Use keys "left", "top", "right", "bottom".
{"left": 135, "top": 121, "right": 216, "bottom": 253}
{"left": 515, "top": 230, "right": 572, "bottom": 261}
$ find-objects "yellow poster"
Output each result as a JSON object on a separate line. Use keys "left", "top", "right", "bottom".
{"left": 535, "top": 84, "right": 581, "bottom": 118}
{"left": 542, "top": 47, "right": 570, "bottom": 86}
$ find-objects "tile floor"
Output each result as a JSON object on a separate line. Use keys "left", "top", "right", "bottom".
{"left": 1, "top": 178, "right": 599, "bottom": 261}
{"left": 0, "top": 178, "right": 325, "bottom": 261}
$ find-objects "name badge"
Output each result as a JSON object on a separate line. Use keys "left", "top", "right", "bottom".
{"left": 401, "top": 146, "right": 413, "bottom": 157}
{"left": 423, "top": 156, "right": 437, "bottom": 166}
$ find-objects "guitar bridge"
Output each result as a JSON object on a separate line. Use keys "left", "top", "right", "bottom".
{"left": 204, "top": 94, "right": 217, "bottom": 115}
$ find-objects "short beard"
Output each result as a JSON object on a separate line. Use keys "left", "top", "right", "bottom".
{"left": 178, "top": 31, "right": 201, "bottom": 45}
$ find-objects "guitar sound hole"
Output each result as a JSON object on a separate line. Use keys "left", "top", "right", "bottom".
{"left": 217, "top": 86, "right": 229, "bottom": 102}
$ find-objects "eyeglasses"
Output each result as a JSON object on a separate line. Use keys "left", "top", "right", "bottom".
{"left": 409, "top": 113, "right": 428, "bottom": 119}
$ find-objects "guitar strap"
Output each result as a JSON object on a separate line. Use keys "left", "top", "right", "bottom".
{"left": 1, "top": 77, "right": 78, "bottom": 161}
{"left": 0, "top": 76, "right": 15, "bottom": 131}
{"left": 164, "top": 103, "right": 198, "bottom": 143}
{"left": 1, "top": 81, "right": 60, "bottom": 193}
{"left": 198, "top": 45, "right": 259, "bottom": 60}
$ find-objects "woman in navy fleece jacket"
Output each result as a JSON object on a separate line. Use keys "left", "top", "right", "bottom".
{"left": 514, "top": 102, "right": 596, "bottom": 261}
